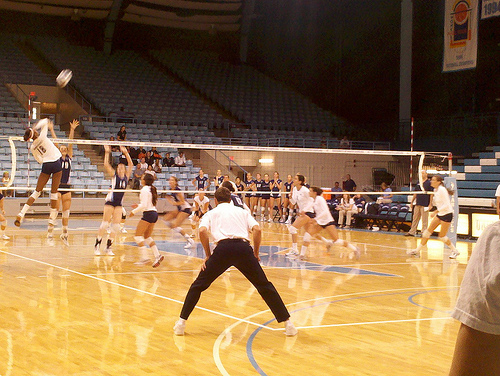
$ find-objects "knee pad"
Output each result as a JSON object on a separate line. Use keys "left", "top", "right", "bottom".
{"left": 48, "top": 208, "right": 58, "bottom": 225}
{"left": 422, "top": 230, "right": 431, "bottom": 239}
{"left": 110, "top": 223, "right": 120, "bottom": 234}
{"left": 50, "top": 192, "right": 58, "bottom": 201}
{"left": 288, "top": 226, "right": 298, "bottom": 235}
{"left": 62, "top": 210, "right": 70, "bottom": 219}
{"left": 99, "top": 221, "right": 110, "bottom": 231}
{"left": 439, "top": 236, "right": 449, "bottom": 243}
{"left": 334, "top": 239, "right": 345, "bottom": 246}
{"left": 303, "top": 232, "right": 312, "bottom": 243}
{"left": 174, "top": 227, "right": 183, "bottom": 234}
{"left": 134, "top": 236, "right": 145, "bottom": 244}
{"left": 145, "top": 237, "right": 154, "bottom": 246}
{"left": 30, "top": 191, "right": 41, "bottom": 200}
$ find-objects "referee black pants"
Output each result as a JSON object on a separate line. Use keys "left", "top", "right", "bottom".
{"left": 180, "top": 239, "right": 291, "bottom": 323}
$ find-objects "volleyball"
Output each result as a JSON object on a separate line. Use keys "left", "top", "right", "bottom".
{"left": 56, "top": 69, "right": 72, "bottom": 88}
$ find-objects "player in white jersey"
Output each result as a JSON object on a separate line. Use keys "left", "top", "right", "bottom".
{"left": 164, "top": 176, "right": 195, "bottom": 249}
{"left": 50, "top": 119, "right": 79, "bottom": 245}
{"left": 129, "top": 173, "right": 163, "bottom": 267}
{"left": 286, "top": 174, "right": 314, "bottom": 257}
{"left": 16, "top": 119, "right": 62, "bottom": 239}
{"left": 95, "top": 145, "right": 133, "bottom": 256}
{"left": 190, "top": 190, "right": 211, "bottom": 238}
{"left": 408, "top": 175, "right": 459, "bottom": 258}
{"left": 303, "top": 186, "right": 359, "bottom": 259}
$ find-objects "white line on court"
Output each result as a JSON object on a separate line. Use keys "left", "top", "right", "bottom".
{"left": 293, "top": 316, "right": 453, "bottom": 330}
{"left": 0, "top": 249, "right": 275, "bottom": 331}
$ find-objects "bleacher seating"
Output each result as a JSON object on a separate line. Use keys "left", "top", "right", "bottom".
{"left": 151, "top": 49, "right": 344, "bottom": 133}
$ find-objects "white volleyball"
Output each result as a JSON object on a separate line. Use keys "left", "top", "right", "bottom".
{"left": 56, "top": 69, "right": 73, "bottom": 88}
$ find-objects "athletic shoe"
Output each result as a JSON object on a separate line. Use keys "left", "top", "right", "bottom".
{"left": 449, "top": 250, "right": 460, "bottom": 259}
{"left": 94, "top": 247, "right": 101, "bottom": 256}
{"left": 60, "top": 234, "right": 69, "bottom": 246}
{"left": 173, "top": 319, "right": 186, "bottom": 336}
{"left": 184, "top": 238, "right": 195, "bottom": 249}
{"left": 404, "top": 232, "right": 415, "bottom": 237}
{"left": 406, "top": 249, "right": 419, "bottom": 256}
{"left": 134, "top": 258, "right": 150, "bottom": 265}
{"left": 47, "top": 233, "right": 54, "bottom": 240}
{"left": 120, "top": 227, "right": 128, "bottom": 234}
{"left": 14, "top": 214, "right": 23, "bottom": 227}
{"left": 285, "top": 320, "right": 298, "bottom": 336}
{"left": 285, "top": 218, "right": 292, "bottom": 224}
{"left": 345, "top": 225, "right": 350, "bottom": 229}
{"left": 285, "top": 249, "right": 299, "bottom": 257}
{"left": 1, "top": 234, "right": 10, "bottom": 240}
{"left": 152, "top": 255, "right": 164, "bottom": 268}
{"left": 105, "top": 248, "right": 115, "bottom": 256}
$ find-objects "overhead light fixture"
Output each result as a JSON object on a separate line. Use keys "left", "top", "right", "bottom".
{"left": 259, "top": 158, "right": 273, "bottom": 164}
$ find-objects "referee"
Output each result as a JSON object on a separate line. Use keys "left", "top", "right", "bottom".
{"left": 174, "top": 187, "right": 298, "bottom": 336}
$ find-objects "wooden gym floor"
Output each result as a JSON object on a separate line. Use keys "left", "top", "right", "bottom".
{"left": 0, "top": 215, "right": 474, "bottom": 375}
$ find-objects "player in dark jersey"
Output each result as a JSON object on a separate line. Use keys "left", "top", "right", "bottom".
{"left": 243, "top": 172, "right": 256, "bottom": 216}
{"left": 260, "top": 173, "right": 272, "bottom": 222}
{"left": 254, "top": 173, "right": 263, "bottom": 218}
{"left": 270, "top": 171, "right": 283, "bottom": 222}
{"left": 51, "top": 119, "right": 78, "bottom": 245}
{"left": 213, "top": 169, "right": 224, "bottom": 190}
{"left": 164, "top": 176, "right": 195, "bottom": 249}
{"left": 95, "top": 145, "right": 133, "bottom": 256}
{"left": 222, "top": 181, "right": 251, "bottom": 212}
{"left": 283, "top": 174, "right": 294, "bottom": 223}
{"left": 235, "top": 177, "right": 244, "bottom": 194}
{"left": 192, "top": 169, "right": 210, "bottom": 191}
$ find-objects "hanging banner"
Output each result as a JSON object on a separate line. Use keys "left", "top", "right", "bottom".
{"left": 443, "top": 0, "right": 478, "bottom": 72}
{"left": 482, "top": 0, "right": 500, "bottom": 19}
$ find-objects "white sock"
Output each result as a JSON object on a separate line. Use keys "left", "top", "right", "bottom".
{"left": 20, "top": 204, "right": 30, "bottom": 216}
{"left": 300, "top": 245, "right": 308, "bottom": 256}
{"left": 292, "top": 243, "right": 297, "bottom": 252}
{"left": 151, "top": 245, "right": 160, "bottom": 258}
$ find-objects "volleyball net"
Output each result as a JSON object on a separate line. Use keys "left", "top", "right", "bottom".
{"left": 0, "top": 136, "right": 454, "bottom": 200}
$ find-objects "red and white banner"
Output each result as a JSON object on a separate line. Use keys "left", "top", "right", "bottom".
{"left": 443, "top": 0, "right": 479, "bottom": 72}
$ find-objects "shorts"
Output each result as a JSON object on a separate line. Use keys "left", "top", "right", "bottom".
{"left": 320, "top": 221, "right": 336, "bottom": 229}
{"left": 176, "top": 206, "right": 192, "bottom": 215}
{"left": 261, "top": 194, "right": 271, "bottom": 200}
{"left": 59, "top": 183, "right": 72, "bottom": 195}
{"left": 41, "top": 159, "right": 62, "bottom": 175}
{"left": 437, "top": 213, "right": 453, "bottom": 223}
{"left": 196, "top": 210, "right": 207, "bottom": 218}
{"left": 305, "top": 212, "right": 316, "bottom": 219}
{"left": 271, "top": 192, "right": 280, "bottom": 198}
{"left": 105, "top": 200, "right": 123, "bottom": 208}
{"left": 141, "top": 210, "right": 158, "bottom": 224}
{"left": 0, "top": 193, "right": 4, "bottom": 200}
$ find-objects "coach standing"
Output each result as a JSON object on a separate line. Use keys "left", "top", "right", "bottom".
{"left": 174, "top": 187, "right": 297, "bottom": 336}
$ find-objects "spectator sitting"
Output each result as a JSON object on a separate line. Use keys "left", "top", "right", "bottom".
{"left": 129, "top": 147, "right": 139, "bottom": 164}
{"left": 144, "top": 165, "right": 157, "bottom": 181}
{"left": 331, "top": 181, "right": 343, "bottom": 199}
{"left": 163, "top": 152, "right": 175, "bottom": 167}
{"left": 151, "top": 147, "right": 162, "bottom": 161}
{"left": 337, "top": 194, "right": 357, "bottom": 229}
{"left": 133, "top": 158, "right": 148, "bottom": 189}
{"left": 340, "top": 136, "right": 350, "bottom": 148}
{"left": 137, "top": 147, "right": 146, "bottom": 161}
{"left": 353, "top": 193, "right": 366, "bottom": 213}
{"left": 376, "top": 182, "right": 393, "bottom": 204}
{"left": 152, "top": 159, "right": 162, "bottom": 173}
{"left": 144, "top": 151, "right": 154, "bottom": 166}
{"left": 174, "top": 151, "right": 186, "bottom": 167}
{"left": 117, "top": 125, "right": 127, "bottom": 141}
{"left": 342, "top": 174, "right": 357, "bottom": 192}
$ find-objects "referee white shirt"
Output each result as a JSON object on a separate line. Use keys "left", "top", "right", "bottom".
{"left": 199, "top": 202, "right": 258, "bottom": 243}
{"left": 31, "top": 119, "right": 62, "bottom": 164}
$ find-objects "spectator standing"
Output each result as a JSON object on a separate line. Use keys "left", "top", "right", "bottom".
{"left": 331, "top": 181, "right": 343, "bottom": 199}
{"left": 342, "top": 174, "right": 357, "bottom": 192}
{"left": 173, "top": 187, "right": 297, "bottom": 337}
{"left": 117, "top": 125, "right": 127, "bottom": 141}
{"left": 174, "top": 151, "right": 186, "bottom": 167}
{"left": 163, "top": 152, "right": 175, "bottom": 167}
{"left": 405, "top": 171, "right": 432, "bottom": 237}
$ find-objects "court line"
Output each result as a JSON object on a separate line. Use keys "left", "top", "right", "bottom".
{"left": 0, "top": 249, "right": 275, "bottom": 331}
{"left": 293, "top": 316, "right": 452, "bottom": 330}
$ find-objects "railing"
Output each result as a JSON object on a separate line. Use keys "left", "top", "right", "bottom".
{"left": 215, "top": 149, "right": 248, "bottom": 177}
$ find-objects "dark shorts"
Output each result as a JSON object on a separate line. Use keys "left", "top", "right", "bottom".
{"left": 0, "top": 193, "right": 3, "bottom": 200}
{"left": 437, "top": 213, "right": 453, "bottom": 223}
{"left": 261, "top": 194, "right": 271, "bottom": 200}
{"left": 320, "top": 221, "right": 336, "bottom": 229}
{"left": 305, "top": 212, "right": 316, "bottom": 219}
{"left": 176, "top": 206, "right": 192, "bottom": 215}
{"left": 271, "top": 192, "right": 280, "bottom": 198}
{"left": 141, "top": 210, "right": 158, "bottom": 224}
{"left": 195, "top": 210, "right": 207, "bottom": 218}
{"left": 59, "top": 183, "right": 72, "bottom": 195}
{"left": 105, "top": 200, "right": 123, "bottom": 208}
{"left": 41, "top": 159, "right": 62, "bottom": 175}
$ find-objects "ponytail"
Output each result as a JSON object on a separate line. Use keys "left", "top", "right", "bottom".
{"left": 143, "top": 174, "right": 157, "bottom": 206}
{"left": 434, "top": 175, "right": 454, "bottom": 195}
